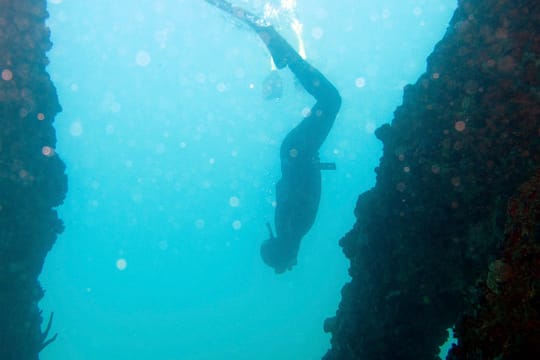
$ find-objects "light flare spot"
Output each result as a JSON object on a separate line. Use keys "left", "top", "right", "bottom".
{"left": 311, "top": 27, "right": 324, "bottom": 40}
{"left": 195, "top": 73, "right": 206, "bottom": 83}
{"left": 19, "top": 169, "right": 29, "bottom": 179}
{"left": 105, "top": 124, "right": 115, "bottom": 135}
{"left": 234, "top": 67, "right": 245, "bottom": 78}
{"left": 232, "top": 220, "right": 242, "bottom": 230}
{"left": 41, "top": 146, "right": 55, "bottom": 157}
{"left": 365, "top": 121, "right": 376, "bottom": 134}
{"left": 454, "top": 121, "right": 466, "bottom": 132}
{"left": 155, "top": 143, "right": 166, "bottom": 154}
{"left": 289, "top": 148, "right": 298, "bottom": 158}
{"left": 355, "top": 77, "right": 366, "bottom": 88}
{"left": 229, "top": 196, "right": 240, "bottom": 207}
{"left": 301, "top": 107, "right": 311, "bottom": 117}
{"left": 195, "top": 219, "right": 205, "bottom": 229}
{"left": 216, "top": 82, "right": 227, "bottom": 92}
{"left": 1, "top": 69, "right": 13, "bottom": 81}
{"left": 135, "top": 51, "right": 151, "bottom": 66}
{"left": 116, "top": 258, "right": 127, "bottom": 271}
{"left": 110, "top": 102, "right": 121, "bottom": 113}
{"left": 70, "top": 121, "right": 83, "bottom": 136}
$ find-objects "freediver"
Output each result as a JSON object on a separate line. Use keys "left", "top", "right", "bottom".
{"left": 204, "top": 0, "right": 341, "bottom": 273}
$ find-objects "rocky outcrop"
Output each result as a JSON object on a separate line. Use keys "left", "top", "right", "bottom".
{"left": 0, "top": 1, "right": 67, "bottom": 359}
{"left": 324, "top": 0, "right": 539, "bottom": 359}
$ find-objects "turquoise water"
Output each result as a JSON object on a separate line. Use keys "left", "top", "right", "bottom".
{"left": 39, "top": 1, "right": 456, "bottom": 359}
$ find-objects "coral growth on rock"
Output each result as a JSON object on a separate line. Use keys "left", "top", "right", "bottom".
{"left": 448, "top": 170, "right": 540, "bottom": 359}
{"left": 324, "top": 0, "right": 539, "bottom": 359}
{"left": 0, "top": 1, "right": 67, "bottom": 359}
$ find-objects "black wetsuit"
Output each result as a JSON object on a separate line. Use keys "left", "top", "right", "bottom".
{"left": 259, "top": 29, "right": 341, "bottom": 273}
{"left": 203, "top": 0, "right": 341, "bottom": 273}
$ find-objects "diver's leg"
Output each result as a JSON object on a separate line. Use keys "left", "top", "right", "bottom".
{"left": 281, "top": 61, "right": 341, "bottom": 156}
{"left": 288, "top": 59, "right": 341, "bottom": 113}
{"left": 253, "top": 26, "right": 341, "bottom": 108}
{"left": 255, "top": 27, "right": 341, "bottom": 153}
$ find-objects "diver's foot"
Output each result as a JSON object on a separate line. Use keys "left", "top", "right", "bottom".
{"left": 254, "top": 26, "right": 295, "bottom": 69}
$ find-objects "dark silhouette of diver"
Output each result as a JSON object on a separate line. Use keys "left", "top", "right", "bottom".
{"left": 204, "top": 0, "right": 341, "bottom": 273}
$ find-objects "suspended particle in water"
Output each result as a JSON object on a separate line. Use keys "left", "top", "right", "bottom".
{"left": 37, "top": 113, "right": 45, "bottom": 121}
{"left": 116, "top": 258, "right": 127, "bottom": 271}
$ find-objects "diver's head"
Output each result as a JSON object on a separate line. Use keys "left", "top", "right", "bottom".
{"left": 260, "top": 238, "right": 297, "bottom": 274}
{"left": 260, "top": 223, "right": 297, "bottom": 274}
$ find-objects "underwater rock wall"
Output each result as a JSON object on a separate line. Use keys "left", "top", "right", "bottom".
{"left": 0, "top": 1, "right": 67, "bottom": 359}
{"left": 324, "top": 0, "right": 539, "bottom": 359}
